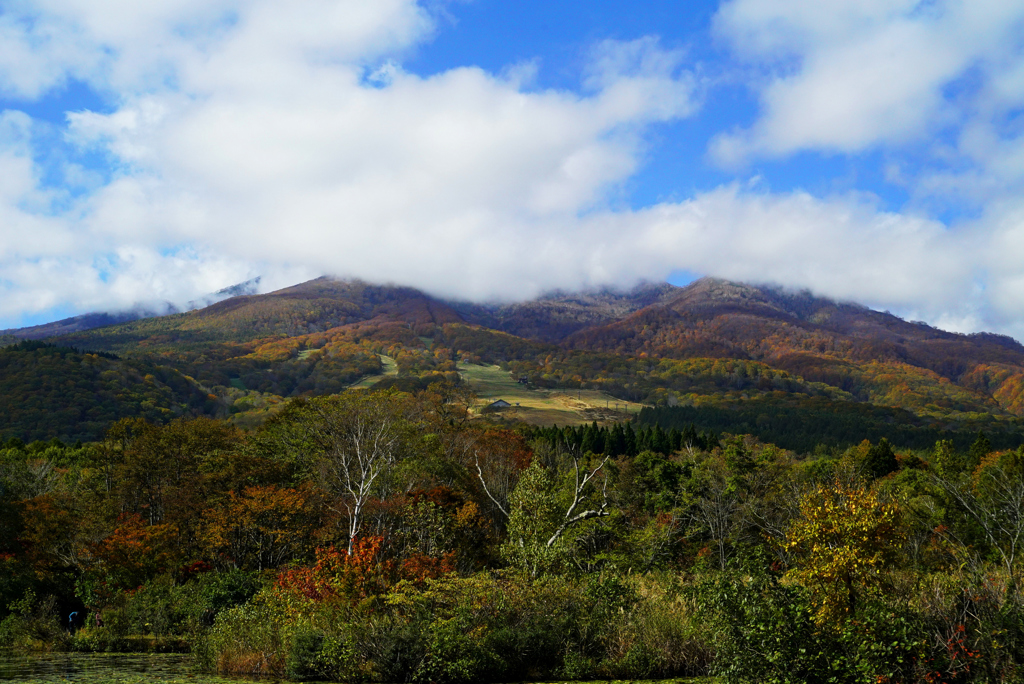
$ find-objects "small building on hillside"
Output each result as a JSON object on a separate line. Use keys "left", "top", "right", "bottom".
{"left": 481, "top": 399, "right": 512, "bottom": 413}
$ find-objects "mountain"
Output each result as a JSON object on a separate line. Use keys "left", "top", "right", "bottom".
{"left": 566, "top": 277, "right": 1024, "bottom": 365}
{"left": 5, "top": 274, "right": 1024, "bottom": 448}
{"left": 566, "top": 278, "right": 1024, "bottom": 417}
{"left": 54, "top": 277, "right": 464, "bottom": 354}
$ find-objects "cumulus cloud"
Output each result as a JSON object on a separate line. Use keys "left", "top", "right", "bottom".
{"left": 2, "top": 0, "right": 1024, "bottom": 342}
{"left": 695, "top": 0, "right": 1024, "bottom": 337}
{"left": 0, "top": 0, "right": 702, "bottom": 321}
{"left": 710, "top": 0, "right": 1024, "bottom": 166}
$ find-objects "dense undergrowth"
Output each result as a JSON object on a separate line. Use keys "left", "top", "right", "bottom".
{"left": 4, "top": 385, "right": 1024, "bottom": 682}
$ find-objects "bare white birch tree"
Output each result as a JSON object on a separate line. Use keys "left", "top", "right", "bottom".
{"left": 280, "top": 391, "right": 414, "bottom": 554}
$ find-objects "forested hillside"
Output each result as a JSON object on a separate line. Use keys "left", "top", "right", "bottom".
{"left": 0, "top": 341, "right": 214, "bottom": 442}
{"left": 3, "top": 275, "right": 1024, "bottom": 448}
{"left": 450, "top": 282, "right": 682, "bottom": 342}
{"left": 566, "top": 278, "right": 1024, "bottom": 419}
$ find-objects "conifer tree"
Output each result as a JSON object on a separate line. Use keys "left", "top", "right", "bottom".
{"left": 863, "top": 438, "right": 898, "bottom": 479}
{"left": 968, "top": 431, "right": 992, "bottom": 471}
{"left": 581, "top": 421, "right": 602, "bottom": 454}
{"left": 624, "top": 423, "right": 638, "bottom": 457}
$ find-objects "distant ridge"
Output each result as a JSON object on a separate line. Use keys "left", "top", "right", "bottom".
{"left": 1, "top": 276, "right": 263, "bottom": 340}
{"left": 448, "top": 281, "right": 683, "bottom": 342}
{"left": 186, "top": 276, "right": 262, "bottom": 310}
{"left": 0, "top": 309, "right": 166, "bottom": 342}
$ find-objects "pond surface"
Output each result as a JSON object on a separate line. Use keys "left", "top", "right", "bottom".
{"left": 0, "top": 651, "right": 253, "bottom": 683}
{"left": 0, "top": 652, "right": 710, "bottom": 684}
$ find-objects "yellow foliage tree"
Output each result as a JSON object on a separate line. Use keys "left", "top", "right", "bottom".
{"left": 785, "top": 477, "right": 902, "bottom": 624}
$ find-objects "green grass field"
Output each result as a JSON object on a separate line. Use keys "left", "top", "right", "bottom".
{"left": 457, "top": 362, "right": 645, "bottom": 426}
{"left": 346, "top": 358, "right": 644, "bottom": 425}
{"left": 348, "top": 354, "right": 398, "bottom": 389}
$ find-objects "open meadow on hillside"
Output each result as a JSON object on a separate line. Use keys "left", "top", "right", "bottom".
{"left": 458, "top": 362, "right": 645, "bottom": 425}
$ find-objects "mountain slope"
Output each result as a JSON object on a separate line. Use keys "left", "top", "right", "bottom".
{"left": 2, "top": 310, "right": 162, "bottom": 341}
{"left": 0, "top": 341, "right": 214, "bottom": 442}
{"left": 56, "top": 278, "right": 464, "bottom": 354}
{"left": 51, "top": 279, "right": 467, "bottom": 406}
{"left": 565, "top": 278, "right": 1024, "bottom": 417}
{"left": 449, "top": 282, "right": 682, "bottom": 342}
{"left": 2, "top": 274, "right": 1024, "bottom": 447}
{"left": 1, "top": 277, "right": 263, "bottom": 341}
{"left": 50, "top": 275, "right": 1024, "bottom": 421}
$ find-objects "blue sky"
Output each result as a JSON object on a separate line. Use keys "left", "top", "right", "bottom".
{"left": 0, "top": 0, "right": 1023, "bottom": 337}
{"left": 407, "top": 1, "right": 899, "bottom": 213}
{"left": 408, "top": 1, "right": 735, "bottom": 208}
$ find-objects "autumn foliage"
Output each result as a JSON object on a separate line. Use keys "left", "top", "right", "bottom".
{"left": 786, "top": 477, "right": 902, "bottom": 624}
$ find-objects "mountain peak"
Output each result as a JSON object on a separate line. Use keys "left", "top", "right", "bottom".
{"left": 674, "top": 277, "right": 778, "bottom": 306}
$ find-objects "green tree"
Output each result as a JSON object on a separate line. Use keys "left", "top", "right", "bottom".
{"left": 934, "top": 446, "right": 1024, "bottom": 580}
{"left": 265, "top": 390, "right": 418, "bottom": 553}
{"left": 968, "top": 431, "right": 992, "bottom": 471}
{"left": 862, "top": 438, "right": 898, "bottom": 479}
{"left": 501, "top": 452, "right": 610, "bottom": 577}
{"left": 931, "top": 439, "right": 965, "bottom": 477}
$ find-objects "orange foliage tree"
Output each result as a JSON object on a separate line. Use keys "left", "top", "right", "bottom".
{"left": 202, "top": 485, "right": 316, "bottom": 572}
{"left": 84, "top": 512, "right": 178, "bottom": 593}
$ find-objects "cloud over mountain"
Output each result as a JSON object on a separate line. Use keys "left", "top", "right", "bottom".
{"left": 0, "top": 1, "right": 1023, "bottom": 340}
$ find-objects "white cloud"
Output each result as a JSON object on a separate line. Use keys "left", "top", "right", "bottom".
{"left": 644, "top": 187, "right": 969, "bottom": 308}
{"left": 52, "top": 9, "right": 699, "bottom": 303}
{"left": 0, "top": 1, "right": 702, "bottom": 324}
{"left": 710, "top": 0, "right": 1024, "bottom": 165}
{"left": 2, "top": 0, "right": 1024, "bottom": 345}
{"left": 680, "top": 0, "right": 1024, "bottom": 340}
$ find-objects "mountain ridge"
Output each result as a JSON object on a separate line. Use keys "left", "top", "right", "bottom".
{"left": 8, "top": 274, "right": 1018, "bottom": 352}
{"left": 6, "top": 274, "right": 1024, "bottom": 443}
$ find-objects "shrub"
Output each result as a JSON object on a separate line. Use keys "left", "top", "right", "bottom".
{"left": 95, "top": 569, "right": 260, "bottom": 643}
{"left": 69, "top": 629, "right": 189, "bottom": 653}
{"left": 359, "top": 611, "right": 430, "bottom": 683}
{"left": 599, "top": 573, "right": 713, "bottom": 678}
{"left": 0, "top": 591, "right": 69, "bottom": 650}
{"left": 182, "top": 568, "right": 261, "bottom": 628}
{"left": 697, "top": 558, "right": 924, "bottom": 684}
{"left": 122, "top": 577, "right": 180, "bottom": 636}
{"left": 286, "top": 629, "right": 325, "bottom": 681}
{"left": 912, "top": 569, "right": 1024, "bottom": 683}
{"left": 204, "top": 592, "right": 293, "bottom": 676}
{"left": 406, "top": 572, "right": 587, "bottom": 683}
{"left": 202, "top": 570, "right": 718, "bottom": 683}
{"left": 697, "top": 565, "right": 823, "bottom": 684}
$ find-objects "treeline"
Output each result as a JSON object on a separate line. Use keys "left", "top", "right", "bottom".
{"left": 4, "top": 339, "right": 121, "bottom": 360}
{"left": 4, "top": 385, "right": 1024, "bottom": 682}
{"left": 0, "top": 342, "right": 216, "bottom": 442}
{"left": 526, "top": 421, "right": 719, "bottom": 456}
{"left": 638, "top": 398, "right": 1024, "bottom": 452}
